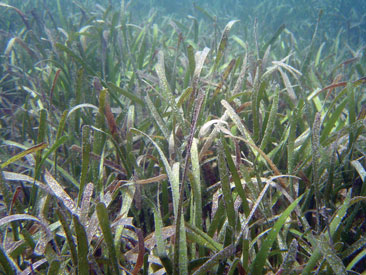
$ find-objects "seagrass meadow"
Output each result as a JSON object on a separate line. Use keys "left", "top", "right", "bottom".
{"left": 0, "top": 0, "right": 366, "bottom": 274}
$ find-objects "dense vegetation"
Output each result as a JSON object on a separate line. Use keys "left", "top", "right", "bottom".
{"left": 0, "top": 0, "right": 366, "bottom": 274}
